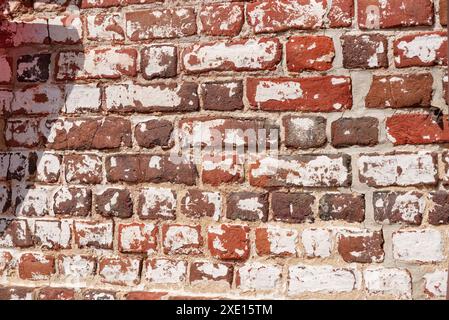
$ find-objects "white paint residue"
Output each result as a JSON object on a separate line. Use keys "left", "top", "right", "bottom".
{"left": 397, "top": 34, "right": 445, "bottom": 63}
{"left": 364, "top": 267, "right": 411, "bottom": 299}
{"left": 255, "top": 81, "right": 303, "bottom": 102}
{"left": 238, "top": 263, "right": 282, "bottom": 291}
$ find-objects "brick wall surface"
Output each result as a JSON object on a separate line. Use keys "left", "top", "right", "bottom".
{"left": 0, "top": 0, "right": 448, "bottom": 300}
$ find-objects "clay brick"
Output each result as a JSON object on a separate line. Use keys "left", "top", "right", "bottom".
{"left": 17, "top": 54, "right": 51, "bottom": 82}
{"left": 137, "top": 187, "right": 177, "bottom": 220}
{"left": 18, "top": 253, "right": 55, "bottom": 280}
{"left": 283, "top": 116, "right": 327, "bottom": 149}
{"left": 373, "top": 191, "right": 425, "bottom": 225}
{"left": 118, "top": 222, "right": 158, "bottom": 254}
{"left": 208, "top": 224, "right": 250, "bottom": 261}
{"left": 286, "top": 36, "right": 335, "bottom": 72}
{"left": 95, "top": 188, "right": 133, "bottom": 219}
{"left": 342, "top": 34, "right": 388, "bottom": 69}
{"left": 428, "top": 191, "right": 449, "bottom": 225}
{"left": 331, "top": 117, "right": 379, "bottom": 147}
{"left": 190, "top": 262, "right": 233, "bottom": 288}
{"left": 38, "top": 287, "right": 75, "bottom": 300}
{"left": 337, "top": 229, "right": 384, "bottom": 263}
{"left": 200, "top": 81, "right": 244, "bottom": 111}
{"left": 255, "top": 226, "right": 298, "bottom": 257}
{"left": 98, "top": 256, "right": 141, "bottom": 286}
{"left": 145, "top": 258, "right": 188, "bottom": 284}
{"left": 226, "top": 192, "right": 268, "bottom": 222}
{"left": 180, "top": 189, "right": 221, "bottom": 220}
{"left": 86, "top": 13, "right": 125, "bottom": 41}
{"left": 134, "top": 119, "right": 173, "bottom": 149}
{"left": 141, "top": 45, "right": 177, "bottom": 79}
{"left": 53, "top": 187, "right": 92, "bottom": 216}
{"left": 199, "top": 3, "right": 243, "bottom": 36}
{"left": 162, "top": 224, "right": 203, "bottom": 255}
{"left": 329, "top": 0, "right": 354, "bottom": 27}
{"left": 74, "top": 221, "right": 113, "bottom": 249}
{"left": 319, "top": 193, "right": 365, "bottom": 223}
{"left": 64, "top": 154, "right": 102, "bottom": 184}
{"left": 271, "top": 192, "right": 315, "bottom": 223}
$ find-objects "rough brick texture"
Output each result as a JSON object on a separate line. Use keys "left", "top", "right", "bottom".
{"left": 0, "top": 0, "right": 448, "bottom": 301}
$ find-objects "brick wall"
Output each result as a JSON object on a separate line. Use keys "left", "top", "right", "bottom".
{"left": 0, "top": 0, "right": 448, "bottom": 300}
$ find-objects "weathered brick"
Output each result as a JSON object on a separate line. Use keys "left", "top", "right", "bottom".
{"left": 17, "top": 54, "right": 51, "bottom": 83}
{"left": 200, "top": 81, "right": 244, "bottom": 111}
{"left": 48, "top": 14, "right": 83, "bottom": 44}
{"left": 358, "top": 153, "right": 438, "bottom": 187}
{"left": 0, "top": 287, "right": 34, "bottom": 300}
{"left": 226, "top": 192, "right": 268, "bottom": 222}
{"left": 81, "top": 0, "right": 161, "bottom": 8}
{"left": 137, "top": 187, "right": 177, "bottom": 220}
{"left": 286, "top": 36, "right": 335, "bottom": 71}
{"left": 247, "top": 0, "right": 327, "bottom": 33}
{"left": 182, "top": 38, "right": 281, "bottom": 73}
{"left": 74, "top": 221, "right": 113, "bottom": 249}
{"left": 18, "top": 253, "right": 55, "bottom": 280}
{"left": 105, "top": 83, "right": 198, "bottom": 113}
{"left": 13, "top": 185, "right": 52, "bottom": 217}
{"left": 0, "top": 56, "right": 12, "bottom": 84}
{"left": 34, "top": 220, "right": 72, "bottom": 250}
{"left": 429, "top": 191, "right": 449, "bottom": 225}
{"left": 180, "top": 189, "right": 221, "bottom": 220}
{"left": 329, "top": 0, "right": 354, "bottom": 27}
{"left": 38, "top": 287, "right": 75, "bottom": 300}
{"left": 247, "top": 76, "right": 352, "bottom": 112}
{"left": 386, "top": 114, "right": 449, "bottom": 145}
{"left": 106, "top": 154, "right": 197, "bottom": 185}
{"left": 82, "top": 290, "right": 117, "bottom": 300}
{"left": 125, "top": 292, "right": 168, "bottom": 300}
{"left": 0, "top": 219, "right": 33, "bottom": 248}
{"left": 86, "top": 13, "right": 125, "bottom": 41}
{"left": 43, "top": 117, "right": 132, "bottom": 150}
{"left": 394, "top": 32, "right": 447, "bottom": 68}
{"left": 236, "top": 263, "right": 282, "bottom": 291}
{"left": 301, "top": 228, "right": 333, "bottom": 258}
{"left": 64, "top": 84, "right": 101, "bottom": 114}
{"left": 94, "top": 188, "right": 133, "bottom": 219}
{"left": 342, "top": 34, "right": 388, "bottom": 69}
{"left": 423, "top": 270, "right": 448, "bottom": 298}
{"left": 0, "top": 251, "right": 12, "bottom": 276}
{"left": 288, "top": 265, "right": 358, "bottom": 295}
{"left": 441, "top": 0, "right": 448, "bottom": 25}
{"left": 125, "top": 8, "right": 196, "bottom": 40}
{"left": 98, "top": 256, "right": 141, "bottom": 286}
{"left": 56, "top": 47, "right": 137, "bottom": 80}
{"left": 250, "top": 154, "right": 351, "bottom": 188}
{"left": 64, "top": 154, "right": 102, "bottom": 184}
{"left": 58, "top": 254, "right": 96, "bottom": 280}
{"left": 373, "top": 191, "right": 425, "bottom": 225}
{"left": 199, "top": 3, "right": 243, "bottom": 36}
{"left": 145, "top": 258, "right": 187, "bottom": 284}
{"left": 134, "top": 119, "right": 173, "bottom": 149}
{"left": 162, "top": 224, "right": 203, "bottom": 255}
{"left": 283, "top": 116, "right": 327, "bottom": 149}
{"left": 364, "top": 267, "right": 412, "bottom": 299}
{"left": 208, "top": 224, "right": 250, "bottom": 261}
{"left": 53, "top": 187, "right": 92, "bottom": 216}
{"left": 366, "top": 74, "right": 433, "bottom": 109}
{"left": 331, "top": 117, "right": 379, "bottom": 147}
{"left": 118, "top": 223, "right": 158, "bottom": 254}
{"left": 358, "top": 0, "right": 434, "bottom": 29}
{"left": 255, "top": 226, "right": 298, "bottom": 257}
{"left": 392, "top": 229, "right": 444, "bottom": 263}
{"left": 141, "top": 45, "right": 177, "bottom": 79}
{"left": 319, "top": 193, "right": 365, "bottom": 223}
{"left": 271, "top": 192, "right": 315, "bottom": 223}
{"left": 337, "top": 229, "right": 384, "bottom": 263}
{"left": 190, "top": 262, "right": 233, "bottom": 288}
{"left": 9, "top": 84, "right": 64, "bottom": 115}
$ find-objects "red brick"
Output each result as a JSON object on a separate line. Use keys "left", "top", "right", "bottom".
{"left": 82, "top": 290, "right": 117, "bottom": 300}
{"left": 43, "top": 117, "right": 132, "bottom": 150}
{"left": 358, "top": 0, "right": 434, "bottom": 29}
{"left": 141, "top": 45, "right": 177, "bottom": 79}
{"left": 145, "top": 258, "right": 188, "bottom": 284}
{"left": 441, "top": 0, "right": 447, "bottom": 25}
{"left": 74, "top": 221, "right": 113, "bottom": 249}
{"left": 0, "top": 251, "right": 12, "bottom": 276}
{"left": 125, "top": 8, "right": 196, "bottom": 41}
{"left": 118, "top": 222, "right": 158, "bottom": 254}
{"left": 342, "top": 34, "right": 388, "bottom": 69}
{"left": 366, "top": 74, "right": 433, "bottom": 109}
{"left": 5, "top": 119, "right": 40, "bottom": 148}
{"left": 374, "top": 191, "right": 425, "bottom": 225}
{"left": 58, "top": 254, "right": 97, "bottom": 280}
{"left": 55, "top": 47, "right": 137, "bottom": 80}
{"left": 53, "top": 187, "right": 92, "bottom": 216}
{"left": 104, "top": 83, "right": 198, "bottom": 113}
{"left": 394, "top": 32, "right": 447, "bottom": 68}
{"left": 48, "top": 15, "right": 83, "bottom": 44}
{"left": 0, "top": 219, "right": 33, "bottom": 248}
{"left": 247, "top": 76, "right": 352, "bottom": 112}
{"left": 208, "top": 224, "right": 250, "bottom": 261}
{"left": 247, "top": 0, "right": 327, "bottom": 33}
{"left": 98, "top": 256, "right": 141, "bottom": 286}
{"left": 331, "top": 117, "right": 379, "bottom": 147}
{"left": 271, "top": 192, "right": 315, "bottom": 223}
{"left": 18, "top": 253, "right": 55, "bottom": 280}
{"left": 182, "top": 38, "right": 281, "bottom": 73}
{"left": 38, "top": 287, "right": 75, "bottom": 300}
{"left": 337, "top": 229, "right": 384, "bottom": 263}
{"left": 0, "top": 56, "right": 12, "bottom": 84}
{"left": 105, "top": 154, "right": 197, "bottom": 185}
{"left": 255, "top": 227, "right": 298, "bottom": 257}
{"left": 95, "top": 188, "right": 133, "bottom": 218}
{"left": 286, "top": 36, "right": 335, "bottom": 72}
{"left": 180, "top": 189, "right": 222, "bottom": 220}
{"left": 329, "top": 0, "right": 354, "bottom": 27}
{"left": 34, "top": 220, "right": 72, "bottom": 250}
{"left": 200, "top": 81, "right": 244, "bottom": 111}
{"left": 226, "top": 192, "right": 269, "bottom": 222}
{"left": 137, "top": 187, "right": 177, "bottom": 220}
{"left": 249, "top": 154, "right": 351, "bottom": 188}
{"left": 9, "top": 84, "right": 64, "bottom": 115}
{"left": 319, "top": 193, "right": 365, "bottom": 223}
{"left": 17, "top": 54, "right": 50, "bottom": 83}
{"left": 189, "top": 262, "right": 233, "bottom": 288}
{"left": 125, "top": 292, "right": 168, "bottom": 300}
{"left": 134, "top": 119, "right": 173, "bottom": 149}
{"left": 428, "top": 191, "right": 449, "bottom": 225}
{"left": 199, "top": 3, "right": 244, "bottom": 36}
{"left": 0, "top": 287, "right": 34, "bottom": 300}
{"left": 64, "top": 154, "right": 102, "bottom": 184}
{"left": 283, "top": 116, "right": 327, "bottom": 149}
{"left": 81, "top": 0, "right": 162, "bottom": 8}
{"left": 86, "top": 13, "right": 125, "bottom": 42}
{"left": 162, "top": 224, "right": 203, "bottom": 255}
{"left": 386, "top": 114, "right": 449, "bottom": 145}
